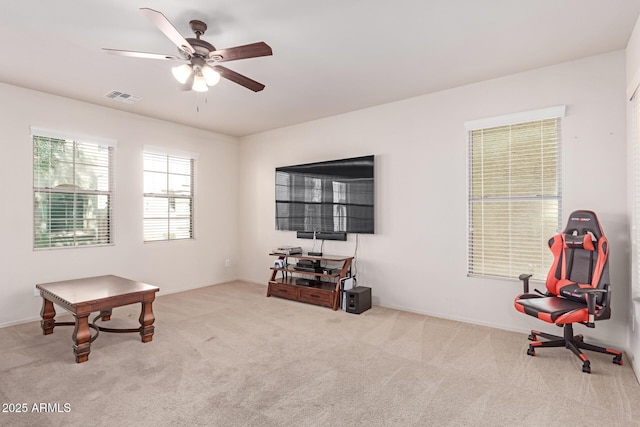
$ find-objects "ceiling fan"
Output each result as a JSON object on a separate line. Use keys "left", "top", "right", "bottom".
{"left": 103, "top": 8, "right": 272, "bottom": 92}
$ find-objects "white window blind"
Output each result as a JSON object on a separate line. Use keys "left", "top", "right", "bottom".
{"left": 466, "top": 107, "right": 564, "bottom": 280}
{"left": 143, "top": 150, "right": 195, "bottom": 242}
{"left": 33, "top": 132, "right": 114, "bottom": 249}
{"left": 632, "top": 90, "right": 640, "bottom": 299}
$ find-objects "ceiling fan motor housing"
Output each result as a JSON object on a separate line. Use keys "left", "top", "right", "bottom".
{"left": 185, "top": 20, "right": 213, "bottom": 56}
{"left": 186, "top": 38, "right": 216, "bottom": 57}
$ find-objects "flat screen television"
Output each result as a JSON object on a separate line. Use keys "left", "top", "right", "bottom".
{"left": 275, "top": 155, "right": 374, "bottom": 235}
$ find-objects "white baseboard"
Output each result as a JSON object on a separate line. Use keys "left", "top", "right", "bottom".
{"left": 0, "top": 279, "right": 246, "bottom": 330}
{"left": 0, "top": 316, "right": 41, "bottom": 329}
{"left": 377, "top": 302, "right": 532, "bottom": 335}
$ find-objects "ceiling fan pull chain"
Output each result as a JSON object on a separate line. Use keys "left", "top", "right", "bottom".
{"left": 195, "top": 91, "right": 207, "bottom": 112}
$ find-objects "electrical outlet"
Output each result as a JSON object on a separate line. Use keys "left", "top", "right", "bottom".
{"left": 224, "top": 258, "right": 231, "bottom": 268}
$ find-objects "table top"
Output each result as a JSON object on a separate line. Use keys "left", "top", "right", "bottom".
{"left": 36, "top": 275, "right": 159, "bottom": 306}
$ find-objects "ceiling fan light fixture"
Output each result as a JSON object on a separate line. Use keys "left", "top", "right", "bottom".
{"left": 192, "top": 74, "right": 209, "bottom": 92}
{"left": 171, "top": 63, "right": 193, "bottom": 84}
{"left": 201, "top": 65, "right": 221, "bottom": 86}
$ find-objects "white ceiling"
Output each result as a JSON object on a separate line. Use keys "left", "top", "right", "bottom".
{"left": 1, "top": 0, "right": 639, "bottom": 137}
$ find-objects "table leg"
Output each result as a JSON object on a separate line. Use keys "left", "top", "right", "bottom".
{"left": 72, "top": 314, "right": 91, "bottom": 363}
{"left": 40, "top": 299, "right": 56, "bottom": 335}
{"left": 139, "top": 299, "right": 155, "bottom": 343}
{"left": 99, "top": 309, "right": 113, "bottom": 321}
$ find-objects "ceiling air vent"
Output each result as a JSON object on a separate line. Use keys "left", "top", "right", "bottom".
{"left": 104, "top": 90, "right": 141, "bottom": 104}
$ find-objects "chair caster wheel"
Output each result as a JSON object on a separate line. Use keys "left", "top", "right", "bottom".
{"left": 613, "top": 355, "right": 623, "bottom": 365}
{"left": 527, "top": 347, "right": 536, "bottom": 356}
{"left": 575, "top": 334, "right": 584, "bottom": 342}
{"left": 582, "top": 363, "right": 591, "bottom": 374}
{"left": 528, "top": 333, "right": 537, "bottom": 341}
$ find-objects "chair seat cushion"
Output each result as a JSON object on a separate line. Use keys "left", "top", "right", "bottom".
{"left": 514, "top": 295, "right": 588, "bottom": 324}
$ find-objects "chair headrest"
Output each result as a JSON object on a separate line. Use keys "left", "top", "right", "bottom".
{"left": 563, "top": 210, "right": 604, "bottom": 240}
{"left": 564, "top": 233, "right": 595, "bottom": 251}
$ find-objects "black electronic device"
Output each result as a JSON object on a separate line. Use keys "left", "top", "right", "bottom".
{"left": 295, "top": 258, "right": 322, "bottom": 273}
{"left": 294, "top": 266, "right": 324, "bottom": 273}
{"left": 275, "top": 155, "right": 374, "bottom": 235}
{"left": 297, "top": 259, "right": 320, "bottom": 268}
{"left": 345, "top": 287, "right": 371, "bottom": 314}
{"left": 295, "top": 278, "right": 324, "bottom": 287}
{"left": 297, "top": 231, "right": 346, "bottom": 241}
{"left": 295, "top": 278, "right": 312, "bottom": 286}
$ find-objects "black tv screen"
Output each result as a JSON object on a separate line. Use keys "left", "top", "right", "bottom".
{"left": 275, "top": 155, "right": 374, "bottom": 234}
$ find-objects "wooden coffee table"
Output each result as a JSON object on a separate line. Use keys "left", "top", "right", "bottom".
{"left": 36, "top": 275, "right": 160, "bottom": 363}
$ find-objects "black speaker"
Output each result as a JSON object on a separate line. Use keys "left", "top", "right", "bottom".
{"left": 345, "top": 287, "right": 371, "bottom": 314}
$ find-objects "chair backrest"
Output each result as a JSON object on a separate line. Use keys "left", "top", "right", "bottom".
{"left": 545, "top": 210, "right": 610, "bottom": 305}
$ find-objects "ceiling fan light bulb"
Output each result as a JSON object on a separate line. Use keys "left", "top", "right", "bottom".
{"left": 201, "top": 65, "right": 221, "bottom": 86}
{"left": 192, "top": 75, "right": 209, "bottom": 92}
{"left": 171, "top": 64, "right": 193, "bottom": 84}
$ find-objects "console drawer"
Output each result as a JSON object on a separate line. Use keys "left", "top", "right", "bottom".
{"left": 298, "top": 287, "right": 333, "bottom": 306}
{"left": 269, "top": 282, "right": 297, "bottom": 299}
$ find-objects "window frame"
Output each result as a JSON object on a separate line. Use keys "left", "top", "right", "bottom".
{"left": 465, "top": 106, "right": 565, "bottom": 281}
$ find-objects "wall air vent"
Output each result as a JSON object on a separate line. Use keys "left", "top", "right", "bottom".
{"left": 104, "top": 90, "right": 141, "bottom": 104}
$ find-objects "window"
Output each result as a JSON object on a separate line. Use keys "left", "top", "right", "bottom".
{"left": 466, "top": 106, "right": 564, "bottom": 280}
{"left": 632, "top": 90, "right": 640, "bottom": 299}
{"left": 32, "top": 129, "right": 115, "bottom": 249}
{"left": 143, "top": 149, "right": 195, "bottom": 241}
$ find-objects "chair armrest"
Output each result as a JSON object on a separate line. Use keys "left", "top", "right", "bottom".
{"left": 518, "top": 274, "right": 533, "bottom": 293}
{"left": 574, "top": 288, "right": 607, "bottom": 327}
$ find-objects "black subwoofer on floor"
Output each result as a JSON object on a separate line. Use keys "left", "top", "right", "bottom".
{"left": 346, "top": 287, "right": 371, "bottom": 314}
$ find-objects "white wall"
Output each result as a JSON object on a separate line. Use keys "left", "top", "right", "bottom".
{"left": 238, "top": 50, "right": 630, "bottom": 349}
{"left": 0, "top": 83, "right": 240, "bottom": 327}
{"left": 626, "top": 14, "right": 640, "bottom": 381}
{"left": 0, "top": 49, "right": 631, "bottom": 358}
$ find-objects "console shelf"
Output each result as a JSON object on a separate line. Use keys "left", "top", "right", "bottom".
{"left": 267, "top": 253, "right": 353, "bottom": 310}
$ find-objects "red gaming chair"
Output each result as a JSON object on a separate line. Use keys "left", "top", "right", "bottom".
{"left": 514, "top": 210, "right": 623, "bottom": 373}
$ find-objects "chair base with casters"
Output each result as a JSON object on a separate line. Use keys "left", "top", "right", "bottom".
{"left": 526, "top": 324, "right": 623, "bottom": 374}
{"left": 514, "top": 210, "right": 624, "bottom": 374}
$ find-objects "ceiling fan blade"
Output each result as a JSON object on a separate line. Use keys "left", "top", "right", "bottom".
{"left": 209, "top": 42, "right": 272, "bottom": 63}
{"left": 213, "top": 65, "right": 266, "bottom": 92}
{"left": 139, "top": 7, "right": 195, "bottom": 56}
{"left": 102, "top": 48, "right": 181, "bottom": 61}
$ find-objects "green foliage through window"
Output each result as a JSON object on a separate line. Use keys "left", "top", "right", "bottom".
{"left": 33, "top": 135, "right": 113, "bottom": 248}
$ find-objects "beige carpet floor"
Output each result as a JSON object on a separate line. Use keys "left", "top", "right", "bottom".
{"left": 1, "top": 280, "right": 639, "bottom": 426}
